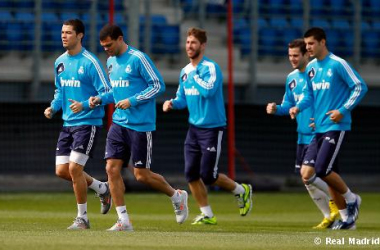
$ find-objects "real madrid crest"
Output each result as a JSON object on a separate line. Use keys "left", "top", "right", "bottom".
{"left": 308, "top": 67, "right": 315, "bottom": 79}
{"left": 57, "top": 63, "right": 65, "bottom": 75}
{"left": 78, "top": 66, "right": 84, "bottom": 74}
{"left": 289, "top": 79, "right": 297, "bottom": 91}
{"left": 181, "top": 73, "right": 187, "bottom": 82}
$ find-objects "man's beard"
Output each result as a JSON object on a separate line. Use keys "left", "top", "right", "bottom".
{"left": 188, "top": 49, "right": 201, "bottom": 60}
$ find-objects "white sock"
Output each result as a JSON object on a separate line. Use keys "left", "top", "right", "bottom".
{"left": 305, "top": 184, "right": 331, "bottom": 219}
{"left": 88, "top": 178, "right": 107, "bottom": 194}
{"left": 232, "top": 182, "right": 245, "bottom": 195}
{"left": 116, "top": 206, "right": 130, "bottom": 223}
{"left": 339, "top": 208, "right": 348, "bottom": 222}
{"left": 170, "top": 190, "right": 180, "bottom": 203}
{"left": 77, "top": 203, "right": 88, "bottom": 220}
{"left": 342, "top": 189, "right": 356, "bottom": 203}
{"left": 310, "top": 177, "right": 331, "bottom": 198}
{"left": 200, "top": 206, "right": 214, "bottom": 218}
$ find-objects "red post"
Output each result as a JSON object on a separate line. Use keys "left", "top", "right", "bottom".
{"left": 107, "top": 0, "right": 115, "bottom": 129}
{"left": 227, "top": 0, "right": 235, "bottom": 180}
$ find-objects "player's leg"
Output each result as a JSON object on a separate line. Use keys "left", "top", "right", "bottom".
{"left": 183, "top": 126, "right": 215, "bottom": 225}
{"left": 130, "top": 130, "right": 188, "bottom": 224}
{"left": 66, "top": 125, "right": 101, "bottom": 229}
{"left": 199, "top": 127, "right": 252, "bottom": 217}
{"left": 54, "top": 127, "right": 88, "bottom": 229}
{"left": 213, "top": 173, "right": 252, "bottom": 216}
{"left": 329, "top": 186, "right": 345, "bottom": 220}
{"left": 300, "top": 138, "right": 338, "bottom": 229}
{"left": 105, "top": 123, "right": 133, "bottom": 231}
{"left": 55, "top": 127, "right": 73, "bottom": 180}
{"left": 67, "top": 158, "right": 89, "bottom": 228}
{"left": 189, "top": 179, "right": 217, "bottom": 225}
{"left": 106, "top": 159, "right": 133, "bottom": 231}
{"left": 55, "top": 126, "right": 110, "bottom": 214}
{"left": 314, "top": 131, "right": 360, "bottom": 230}
{"left": 328, "top": 160, "right": 343, "bottom": 222}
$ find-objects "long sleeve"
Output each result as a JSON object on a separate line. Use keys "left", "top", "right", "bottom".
{"left": 191, "top": 61, "right": 221, "bottom": 99}
{"left": 172, "top": 81, "right": 188, "bottom": 110}
{"left": 82, "top": 56, "right": 112, "bottom": 111}
{"left": 335, "top": 60, "right": 368, "bottom": 115}
{"left": 128, "top": 54, "right": 165, "bottom": 107}
{"left": 50, "top": 71, "right": 62, "bottom": 114}
{"left": 276, "top": 78, "right": 296, "bottom": 116}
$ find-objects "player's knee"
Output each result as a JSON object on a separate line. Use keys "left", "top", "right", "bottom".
{"left": 303, "top": 174, "right": 317, "bottom": 185}
{"left": 55, "top": 167, "right": 69, "bottom": 180}
{"left": 200, "top": 172, "right": 217, "bottom": 185}
{"left": 68, "top": 163, "right": 83, "bottom": 177}
{"left": 55, "top": 157, "right": 70, "bottom": 180}
{"left": 300, "top": 165, "right": 315, "bottom": 184}
{"left": 134, "top": 173, "right": 145, "bottom": 183}
{"left": 106, "top": 164, "right": 119, "bottom": 178}
{"left": 133, "top": 170, "right": 149, "bottom": 183}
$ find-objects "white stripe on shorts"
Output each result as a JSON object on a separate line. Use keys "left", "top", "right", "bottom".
{"left": 146, "top": 132, "right": 152, "bottom": 169}
{"left": 326, "top": 131, "right": 345, "bottom": 174}
{"left": 86, "top": 126, "right": 96, "bottom": 155}
{"left": 212, "top": 130, "right": 224, "bottom": 179}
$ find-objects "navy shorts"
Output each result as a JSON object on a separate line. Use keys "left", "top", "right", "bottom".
{"left": 303, "top": 131, "right": 343, "bottom": 177}
{"left": 184, "top": 125, "right": 225, "bottom": 184}
{"left": 105, "top": 123, "right": 153, "bottom": 169}
{"left": 56, "top": 125, "right": 99, "bottom": 157}
{"left": 295, "top": 144, "right": 308, "bottom": 174}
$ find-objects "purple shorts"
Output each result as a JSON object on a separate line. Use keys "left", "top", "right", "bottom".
{"left": 56, "top": 125, "right": 100, "bottom": 157}
{"left": 184, "top": 125, "right": 225, "bottom": 184}
{"left": 105, "top": 123, "right": 154, "bottom": 169}
{"left": 295, "top": 144, "right": 308, "bottom": 173}
{"left": 303, "top": 131, "right": 343, "bottom": 177}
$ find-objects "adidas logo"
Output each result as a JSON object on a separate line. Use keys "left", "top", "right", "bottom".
{"left": 329, "top": 139, "right": 336, "bottom": 144}
{"left": 121, "top": 210, "right": 127, "bottom": 214}
{"left": 207, "top": 147, "right": 216, "bottom": 152}
{"left": 83, "top": 211, "right": 87, "bottom": 215}
{"left": 310, "top": 160, "right": 315, "bottom": 164}
{"left": 78, "top": 145, "right": 84, "bottom": 149}
{"left": 135, "top": 160, "right": 143, "bottom": 165}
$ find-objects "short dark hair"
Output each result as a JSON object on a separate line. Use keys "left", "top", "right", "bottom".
{"left": 304, "top": 27, "right": 326, "bottom": 42}
{"left": 63, "top": 19, "right": 85, "bottom": 39}
{"left": 187, "top": 27, "right": 207, "bottom": 44}
{"left": 288, "top": 38, "right": 307, "bottom": 55}
{"left": 99, "top": 24, "right": 123, "bottom": 41}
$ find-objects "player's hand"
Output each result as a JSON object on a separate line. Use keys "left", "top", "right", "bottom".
{"left": 163, "top": 100, "right": 173, "bottom": 112}
{"left": 44, "top": 107, "right": 54, "bottom": 119}
{"left": 115, "top": 99, "right": 131, "bottom": 110}
{"left": 289, "top": 107, "right": 299, "bottom": 119}
{"left": 89, "top": 96, "right": 101, "bottom": 109}
{"left": 309, "top": 118, "right": 315, "bottom": 130}
{"left": 69, "top": 99, "right": 83, "bottom": 113}
{"left": 266, "top": 102, "right": 277, "bottom": 114}
{"left": 326, "top": 110, "right": 343, "bottom": 123}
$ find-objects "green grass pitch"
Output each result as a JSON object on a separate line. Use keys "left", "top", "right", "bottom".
{"left": 0, "top": 192, "right": 379, "bottom": 250}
